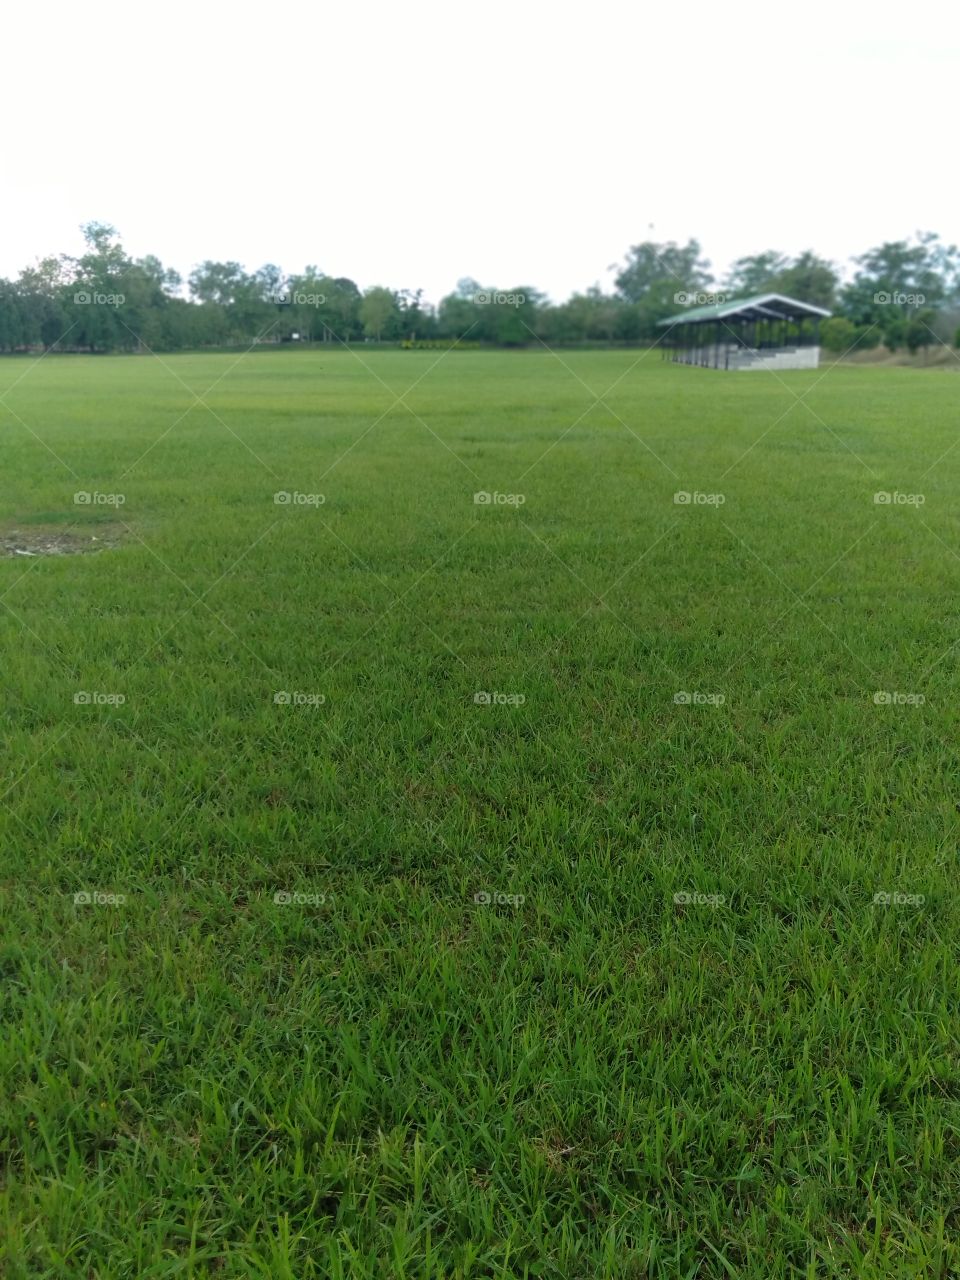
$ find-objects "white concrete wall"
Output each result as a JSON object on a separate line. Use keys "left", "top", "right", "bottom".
{"left": 732, "top": 346, "right": 821, "bottom": 371}
{"left": 672, "top": 346, "right": 822, "bottom": 371}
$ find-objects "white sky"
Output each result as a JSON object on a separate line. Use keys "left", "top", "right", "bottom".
{"left": 3, "top": 0, "right": 957, "bottom": 304}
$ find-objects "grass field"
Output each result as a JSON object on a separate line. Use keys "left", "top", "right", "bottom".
{"left": 3, "top": 347, "right": 960, "bottom": 1277}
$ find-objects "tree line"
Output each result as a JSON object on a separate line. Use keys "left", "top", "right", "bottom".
{"left": 1, "top": 223, "right": 958, "bottom": 355}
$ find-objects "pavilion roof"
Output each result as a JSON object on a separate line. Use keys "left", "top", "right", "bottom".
{"left": 659, "top": 293, "right": 832, "bottom": 326}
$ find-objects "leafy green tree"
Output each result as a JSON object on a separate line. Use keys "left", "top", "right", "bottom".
{"left": 436, "top": 284, "right": 545, "bottom": 346}
{"left": 615, "top": 240, "right": 711, "bottom": 303}
{"left": 437, "top": 281, "right": 482, "bottom": 340}
{"left": 835, "top": 235, "right": 957, "bottom": 352}
{"left": 535, "top": 301, "right": 579, "bottom": 344}
{"left": 578, "top": 288, "right": 622, "bottom": 340}
{"left": 72, "top": 222, "right": 130, "bottom": 285}
{"left": 0, "top": 221, "right": 953, "bottom": 357}
{"left": 111, "top": 255, "right": 182, "bottom": 351}
{"left": 820, "top": 317, "right": 856, "bottom": 353}
{"left": 905, "top": 310, "right": 937, "bottom": 356}
{"left": 137, "top": 255, "right": 182, "bottom": 294}
{"left": 0, "top": 280, "right": 25, "bottom": 350}
{"left": 772, "top": 252, "right": 838, "bottom": 308}
{"left": 188, "top": 261, "right": 248, "bottom": 306}
{"left": 188, "top": 262, "right": 280, "bottom": 342}
{"left": 359, "top": 287, "right": 398, "bottom": 341}
{"left": 536, "top": 289, "right": 625, "bottom": 343}
{"left": 67, "top": 223, "right": 137, "bottom": 348}
{"left": 323, "top": 278, "right": 362, "bottom": 341}
{"left": 841, "top": 238, "right": 945, "bottom": 324}
{"left": 16, "top": 257, "right": 70, "bottom": 349}
{"left": 615, "top": 240, "right": 712, "bottom": 337}
{"left": 883, "top": 317, "right": 906, "bottom": 352}
{"left": 489, "top": 287, "right": 544, "bottom": 346}
{"left": 396, "top": 289, "right": 434, "bottom": 341}
{"left": 282, "top": 268, "right": 325, "bottom": 341}
{"left": 919, "top": 232, "right": 960, "bottom": 307}
{"left": 724, "top": 251, "right": 788, "bottom": 296}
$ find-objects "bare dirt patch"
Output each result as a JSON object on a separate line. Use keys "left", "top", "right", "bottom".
{"left": 0, "top": 525, "right": 124, "bottom": 558}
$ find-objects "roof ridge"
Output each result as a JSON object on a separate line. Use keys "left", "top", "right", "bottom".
{"left": 659, "top": 293, "right": 831, "bottom": 325}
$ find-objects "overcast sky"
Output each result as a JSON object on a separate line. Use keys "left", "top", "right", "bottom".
{"left": 4, "top": 0, "right": 957, "bottom": 305}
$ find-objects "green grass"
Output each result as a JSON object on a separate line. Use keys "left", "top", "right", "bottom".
{"left": 2, "top": 348, "right": 960, "bottom": 1277}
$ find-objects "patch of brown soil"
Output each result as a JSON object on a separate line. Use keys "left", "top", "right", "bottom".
{"left": 0, "top": 526, "right": 123, "bottom": 558}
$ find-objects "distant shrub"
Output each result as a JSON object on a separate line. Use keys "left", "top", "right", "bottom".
{"left": 854, "top": 326, "right": 881, "bottom": 350}
{"left": 905, "top": 311, "right": 937, "bottom": 355}
{"left": 820, "top": 317, "right": 856, "bottom": 353}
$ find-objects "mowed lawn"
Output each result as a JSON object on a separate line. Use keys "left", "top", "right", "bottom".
{"left": 3, "top": 348, "right": 960, "bottom": 1278}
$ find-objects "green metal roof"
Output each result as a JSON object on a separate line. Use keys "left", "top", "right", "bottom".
{"left": 659, "top": 292, "right": 831, "bottom": 326}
